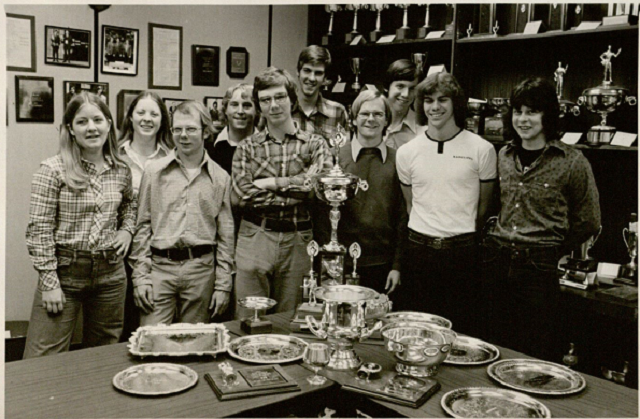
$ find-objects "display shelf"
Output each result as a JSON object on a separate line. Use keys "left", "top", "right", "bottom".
{"left": 327, "top": 36, "right": 453, "bottom": 50}
{"left": 457, "top": 24, "right": 638, "bottom": 44}
{"left": 481, "top": 135, "right": 638, "bottom": 151}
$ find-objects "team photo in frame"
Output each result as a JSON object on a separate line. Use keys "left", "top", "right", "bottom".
{"left": 44, "top": 25, "right": 91, "bottom": 68}
{"left": 63, "top": 81, "right": 109, "bottom": 109}
{"left": 102, "top": 25, "right": 139, "bottom": 76}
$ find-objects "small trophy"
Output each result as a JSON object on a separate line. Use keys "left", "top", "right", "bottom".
{"left": 619, "top": 213, "right": 638, "bottom": 284}
{"left": 238, "top": 296, "right": 277, "bottom": 334}
{"left": 345, "top": 4, "right": 367, "bottom": 44}
{"left": 554, "top": 62, "right": 580, "bottom": 118}
{"left": 416, "top": 4, "right": 432, "bottom": 38}
{"left": 411, "top": 53, "right": 427, "bottom": 75}
{"left": 492, "top": 20, "right": 500, "bottom": 37}
{"left": 484, "top": 98, "right": 510, "bottom": 135}
{"left": 465, "top": 100, "right": 487, "bottom": 134}
{"left": 294, "top": 241, "right": 323, "bottom": 322}
{"left": 444, "top": 4, "right": 456, "bottom": 36}
{"left": 466, "top": 23, "right": 473, "bottom": 38}
{"left": 345, "top": 243, "right": 361, "bottom": 285}
{"left": 322, "top": 4, "right": 342, "bottom": 45}
{"left": 369, "top": 4, "right": 389, "bottom": 42}
{"left": 395, "top": 4, "right": 414, "bottom": 40}
{"left": 559, "top": 227, "right": 602, "bottom": 290}
{"left": 350, "top": 57, "right": 363, "bottom": 92}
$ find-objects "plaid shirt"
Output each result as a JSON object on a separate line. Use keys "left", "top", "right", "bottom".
{"left": 292, "top": 94, "right": 349, "bottom": 145}
{"left": 231, "top": 126, "right": 332, "bottom": 223}
{"left": 26, "top": 154, "right": 137, "bottom": 291}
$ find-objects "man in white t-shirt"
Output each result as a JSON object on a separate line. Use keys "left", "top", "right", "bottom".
{"left": 395, "top": 72, "right": 497, "bottom": 335}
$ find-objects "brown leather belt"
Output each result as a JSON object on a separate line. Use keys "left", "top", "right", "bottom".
{"left": 151, "top": 245, "right": 214, "bottom": 261}
{"left": 243, "top": 213, "right": 312, "bottom": 233}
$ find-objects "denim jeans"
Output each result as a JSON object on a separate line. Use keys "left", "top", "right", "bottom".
{"left": 140, "top": 252, "right": 216, "bottom": 326}
{"left": 234, "top": 219, "right": 312, "bottom": 319}
{"left": 23, "top": 253, "right": 126, "bottom": 359}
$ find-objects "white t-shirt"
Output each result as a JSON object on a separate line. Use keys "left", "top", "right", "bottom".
{"left": 396, "top": 129, "right": 497, "bottom": 237}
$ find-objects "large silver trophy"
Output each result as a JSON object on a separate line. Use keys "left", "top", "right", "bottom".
{"left": 417, "top": 4, "right": 432, "bottom": 38}
{"left": 577, "top": 46, "right": 637, "bottom": 146}
{"left": 395, "top": 4, "right": 414, "bottom": 40}
{"left": 369, "top": 4, "right": 389, "bottom": 42}
{"left": 345, "top": 4, "right": 367, "bottom": 44}
{"left": 554, "top": 62, "right": 580, "bottom": 118}
{"left": 322, "top": 4, "right": 342, "bottom": 45}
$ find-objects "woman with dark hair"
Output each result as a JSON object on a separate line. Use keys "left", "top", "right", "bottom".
{"left": 481, "top": 78, "right": 600, "bottom": 361}
{"left": 24, "top": 92, "right": 136, "bottom": 358}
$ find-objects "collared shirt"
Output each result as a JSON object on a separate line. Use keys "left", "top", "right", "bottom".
{"left": 130, "top": 152, "right": 235, "bottom": 290}
{"left": 490, "top": 140, "right": 601, "bottom": 248}
{"left": 384, "top": 108, "right": 425, "bottom": 150}
{"left": 206, "top": 127, "right": 256, "bottom": 175}
{"left": 351, "top": 138, "right": 388, "bottom": 164}
{"left": 231, "top": 125, "right": 332, "bottom": 223}
{"left": 26, "top": 154, "right": 137, "bottom": 291}
{"left": 118, "top": 139, "right": 172, "bottom": 197}
{"left": 292, "top": 94, "right": 349, "bottom": 144}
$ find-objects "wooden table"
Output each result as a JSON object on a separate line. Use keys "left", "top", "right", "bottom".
{"left": 6, "top": 312, "right": 638, "bottom": 418}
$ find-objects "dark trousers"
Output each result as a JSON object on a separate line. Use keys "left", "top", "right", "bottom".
{"left": 480, "top": 238, "right": 564, "bottom": 362}
{"left": 398, "top": 229, "right": 479, "bottom": 337}
{"left": 349, "top": 262, "right": 393, "bottom": 296}
{"left": 119, "top": 259, "right": 139, "bottom": 342}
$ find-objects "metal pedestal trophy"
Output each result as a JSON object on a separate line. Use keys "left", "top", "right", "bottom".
{"left": 237, "top": 296, "right": 277, "bottom": 334}
{"left": 322, "top": 5, "right": 341, "bottom": 46}
{"left": 411, "top": 52, "right": 427, "bottom": 75}
{"left": 395, "top": 4, "right": 414, "bottom": 40}
{"left": 465, "top": 100, "right": 487, "bottom": 134}
{"left": 554, "top": 62, "right": 580, "bottom": 119}
{"left": 416, "top": 4, "right": 432, "bottom": 38}
{"left": 345, "top": 4, "right": 367, "bottom": 44}
{"left": 559, "top": 226, "right": 602, "bottom": 290}
{"left": 369, "top": 4, "right": 388, "bottom": 42}
{"left": 577, "top": 46, "right": 637, "bottom": 146}
{"left": 484, "top": 98, "right": 510, "bottom": 136}
{"left": 350, "top": 57, "right": 363, "bottom": 93}
{"left": 618, "top": 213, "right": 638, "bottom": 284}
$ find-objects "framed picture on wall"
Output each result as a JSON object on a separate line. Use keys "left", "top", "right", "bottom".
{"left": 116, "top": 89, "right": 142, "bottom": 129}
{"left": 149, "top": 23, "right": 183, "bottom": 90}
{"left": 163, "top": 98, "right": 186, "bottom": 116}
{"left": 192, "top": 45, "right": 220, "bottom": 86}
{"left": 226, "top": 47, "right": 249, "bottom": 79}
{"left": 15, "top": 76, "right": 54, "bottom": 123}
{"left": 204, "top": 96, "right": 224, "bottom": 122}
{"left": 44, "top": 26, "right": 91, "bottom": 68}
{"left": 7, "top": 14, "right": 36, "bottom": 72}
{"left": 101, "top": 25, "right": 139, "bottom": 76}
{"left": 63, "top": 81, "right": 109, "bottom": 110}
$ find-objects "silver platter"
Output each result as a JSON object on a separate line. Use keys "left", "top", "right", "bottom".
{"left": 113, "top": 363, "right": 198, "bottom": 396}
{"left": 128, "top": 323, "right": 229, "bottom": 357}
{"left": 444, "top": 336, "right": 500, "bottom": 366}
{"left": 488, "top": 359, "right": 586, "bottom": 395}
{"left": 441, "top": 387, "right": 551, "bottom": 418}
{"left": 227, "top": 334, "right": 308, "bottom": 364}
{"left": 237, "top": 296, "right": 277, "bottom": 311}
{"left": 314, "top": 284, "right": 379, "bottom": 303}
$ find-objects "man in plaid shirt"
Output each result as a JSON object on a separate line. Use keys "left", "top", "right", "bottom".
{"left": 293, "top": 45, "right": 349, "bottom": 145}
{"left": 232, "top": 67, "right": 332, "bottom": 317}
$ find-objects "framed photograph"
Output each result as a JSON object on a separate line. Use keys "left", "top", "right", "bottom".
{"left": 117, "top": 89, "right": 142, "bottom": 129}
{"left": 149, "top": 23, "right": 183, "bottom": 90}
{"left": 63, "top": 81, "right": 109, "bottom": 110}
{"left": 163, "top": 98, "right": 186, "bottom": 116}
{"left": 192, "top": 45, "right": 220, "bottom": 86}
{"left": 102, "top": 25, "right": 139, "bottom": 76}
{"left": 15, "top": 76, "right": 54, "bottom": 123}
{"left": 7, "top": 14, "right": 36, "bottom": 72}
{"left": 226, "top": 46, "right": 249, "bottom": 79}
{"left": 44, "top": 26, "right": 91, "bottom": 68}
{"left": 204, "top": 96, "right": 224, "bottom": 122}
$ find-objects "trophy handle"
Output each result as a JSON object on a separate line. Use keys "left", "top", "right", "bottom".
{"left": 577, "top": 96, "right": 585, "bottom": 106}
{"left": 358, "top": 320, "right": 382, "bottom": 342}
{"left": 306, "top": 315, "right": 328, "bottom": 340}
{"left": 424, "top": 347, "right": 440, "bottom": 357}
{"left": 626, "top": 96, "right": 637, "bottom": 106}
{"left": 389, "top": 341, "right": 404, "bottom": 353}
{"left": 358, "top": 179, "right": 369, "bottom": 192}
{"left": 571, "top": 105, "right": 581, "bottom": 117}
{"left": 623, "top": 228, "right": 630, "bottom": 248}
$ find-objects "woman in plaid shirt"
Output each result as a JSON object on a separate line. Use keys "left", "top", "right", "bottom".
{"left": 24, "top": 92, "right": 136, "bottom": 358}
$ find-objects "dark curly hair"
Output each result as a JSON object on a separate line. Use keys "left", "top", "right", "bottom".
{"left": 504, "top": 78, "right": 560, "bottom": 144}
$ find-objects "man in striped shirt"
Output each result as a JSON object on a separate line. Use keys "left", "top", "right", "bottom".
{"left": 232, "top": 67, "right": 332, "bottom": 318}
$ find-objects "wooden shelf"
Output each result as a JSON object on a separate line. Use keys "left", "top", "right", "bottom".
{"left": 327, "top": 36, "right": 453, "bottom": 51}
{"left": 482, "top": 136, "right": 638, "bottom": 151}
{"left": 457, "top": 24, "right": 638, "bottom": 44}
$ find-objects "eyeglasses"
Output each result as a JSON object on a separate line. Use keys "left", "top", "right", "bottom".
{"left": 357, "top": 112, "right": 386, "bottom": 120}
{"left": 170, "top": 127, "right": 201, "bottom": 135}
{"left": 258, "top": 93, "right": 289, "bottom": 107}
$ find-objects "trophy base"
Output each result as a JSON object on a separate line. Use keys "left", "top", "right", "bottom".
{"left": 484, "top": 116, "right": 504, "bottom": 136}
{"left": 327, "top": 347, "right": 362, "bottom": 371}
{"left": 295, "top": 302, "right": 324, "bottom": 318}
{"left": 344, "top": 273, "right": 360, "bottom": 286}
{"left": 396, "top": 362, "right": 440, "bottom": 378}
{"left": 587, "top": 126, "right": 616, "bottom": 146}
{"left": 465, "top": 115, "right": 482, "bottom": 135}
{"left": 322, "top": 34, "right": 335, "bottom": 46}
{"left": 395, "top": 27, "right": 415, "bottom": 40}
{"left": 369, "top": 30, "right": 384, "bottom": 43}
{"left": 345, "top": 31, "right": 361, "bottom": 44}
{"left": 618, "top": 264, "right": 638, "bottom": 284}
{"left": 241, "top": 317, "right": 273, "bottom": 334}
{"left": 416, "top": 26, "right": 432, "bottom": 39}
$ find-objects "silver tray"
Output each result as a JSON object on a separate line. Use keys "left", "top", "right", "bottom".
{"left": 227, "top": 334, "right": 308, "bottom": 364}
{"left": 128, "top": 323, "right": 229, "bottom": 357}
{"left": 113, "top": 363, "right": 198, "bottom": 396}
{"left": 441, "top": 387, "right": 551, "bottom": 418}
{"left": 488, "top": 359, "right": 586, "bottom": 395}
{"left": 444, "top": 336, "right": 500, "bottom": 365}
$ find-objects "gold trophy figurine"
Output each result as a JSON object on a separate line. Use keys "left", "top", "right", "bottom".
{"left": 322, "top": 4, "right": 342, "bottom": 45}
{"left": 369, "top": 4, "right": 389, "bottom": 42}
{"left": 416, "top": 4, "right": 432, "bottom": 38}
{"left": 554, "top": 62, "right": 580, "bottom": 118}
{"left": 395, "top": 4, "right": 414, "bottom": 40}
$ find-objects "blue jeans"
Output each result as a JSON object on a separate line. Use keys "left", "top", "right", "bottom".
{"left": 23, "top": 253, "right": 126, "bottom": 359}
{"left": 139, "top": 252, "right": 216, "bottom": 326}
{"left": 234, "top": 219, "right": 312, "bottom": 319}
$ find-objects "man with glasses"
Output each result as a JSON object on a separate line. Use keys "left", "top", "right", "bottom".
{"left": 131, "top": 100, "right": 235, "bottom": 325}
{"left": 232, "top": 67, "right": 332, "bottom": 317}
{"left": 293, "top": 45, "right": 349, "bottom": 144}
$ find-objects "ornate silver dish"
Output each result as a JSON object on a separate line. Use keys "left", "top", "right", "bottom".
{"left": 488, "top": 359, "right": 586, "bottom": 395}
{"left": 128, "top": 323, "right": 229, "bottom": 357}
{"left": 441, "top": 387, "right": 551, "bottom": 418}
{"left": 227, "top": 334, "right": 308, "bottom": 364}
{"left": 383, "top": 311, "right": 452, "bottom": 329}
{"left": 112, "top": 363, "right": 198, "bottom": 396}
{"left": 444, "top": 336, "right": 500, "bottom": 366}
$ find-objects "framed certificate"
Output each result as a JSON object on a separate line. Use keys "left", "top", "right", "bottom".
{"left": 226, "top": 46, "right": 249, "bottom": 79}
{"left": 149, "top": 23, "right": 183, "bottom": 90}
{"left": 15, "top": 76, "right": 54, "bottom": 123}
{"left": 192, "top": 45, "right": 220, "bottom": 86}
{"left": 7, "top": 14, "right": 36, "bottom": 72}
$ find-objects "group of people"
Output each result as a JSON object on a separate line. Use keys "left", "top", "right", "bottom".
{"left": 50, "top": 29, "right": 72, "bottom": 63}
{"left": 23, "top": 45, "right": 600, "bottom": 364}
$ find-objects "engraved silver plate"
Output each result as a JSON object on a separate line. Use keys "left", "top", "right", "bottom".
{"left": 488, "top": 359, "right": 586, "bottom": 395}
{"left": 227, "top": 334, "right": 308, "bottom": 364}
{"left": 113, "top": 363, "right": 198, "bottom": 396}
{"left": 444, "top": 336, "right": 500, "bottom": 365}
{"left": 441, "top": 387, "right": 551, "bottom": 418}
{"left": 128, "top": 323, "right": 229, "bottom": 357}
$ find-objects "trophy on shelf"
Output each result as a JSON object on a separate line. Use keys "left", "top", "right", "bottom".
{"left": 484, "top": 98, "right": 510, "bottom": 136}
{"left": 322, "top": 4, "right": 342, "bottom": 45}
{"left": 492, "top": 20, "right": 500, "bottom": 37}
{"left": 395, "top": 4, "right": 414, "bottom": 40}
{"left": 350, "top": 57, "right": 363, "bottom": 92}
{"left": 466, "top": 24, "right": 473, "bottom": 38}
{"left": 304, "top": 124, "right": 369, "bottom": 286}
{"left": 344, "top": 243, "right": 361, "bottom": 285}
{"left": 618, "top": 213, "right": 638, "bottom": 284}
{"left": 577, "top": 46, "right": 637, "bottom": 146}
{"left": 345, "top": 4, "right": 367, "bottom": 44}
{"left": 290, "top": 242, "right": 323, "bottom": 333}
{"left": 369, "top": 4, "right": 389, "bottom": 42}
{"left": 560, "top": 226, "right": 602, "bottom": 290}
{"left": 237, "top": 296, "right": 277, "bottom": 334}
{"left": 554, "top": 62, "right": 580, "bottom": 118}
{"left": 465, "top": 99, "right": 488, "bottom": 134}
{"left": 416, "top": 4, "right": 432, "bottom": 38}
{"left": 411, "top": 52, "right": 427, "bottom": 75}
{"left": 444, "top": 4, "right": 456, "bottom": 36}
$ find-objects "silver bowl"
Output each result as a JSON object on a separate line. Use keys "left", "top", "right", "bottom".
{"left": 382, "top": 311, "right": 452, "bottom": 329}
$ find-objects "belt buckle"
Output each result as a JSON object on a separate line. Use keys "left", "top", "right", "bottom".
{"left": 432, "top": 238, "right": 443, "bottom": 250}
{"left": 165, "top": 249, "right": 173, "bottom": 261}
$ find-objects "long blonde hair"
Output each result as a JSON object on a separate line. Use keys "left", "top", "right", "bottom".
{"left": 60, "top": 92, "right": 124, "bottom": 191}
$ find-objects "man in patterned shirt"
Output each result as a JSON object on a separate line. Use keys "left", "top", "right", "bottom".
{"left": 293, "top": 45, "right": 349, "bottom": 144}
{"left": 232, "top": 67, "right": 332, "bottom": 317}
